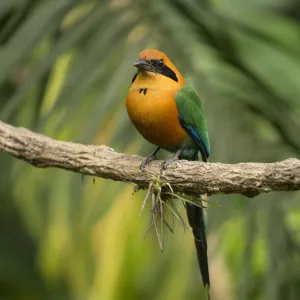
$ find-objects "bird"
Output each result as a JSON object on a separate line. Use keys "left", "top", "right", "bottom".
{"left": 126, "top": 49, "right": 211, "bottom": 298}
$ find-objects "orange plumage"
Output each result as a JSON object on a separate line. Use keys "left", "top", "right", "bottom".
{"left": 126, "top": 49, "right": 186, "bottom": 147}
{"left": 126, "top": 49, "right": 211, "bottom": 298}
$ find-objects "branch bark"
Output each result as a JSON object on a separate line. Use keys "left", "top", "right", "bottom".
{"left": 0, "top": 120, "right": 299, "bottom": 197}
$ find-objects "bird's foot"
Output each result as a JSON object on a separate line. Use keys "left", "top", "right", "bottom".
{"left": 160, "top": 157, "right": 179, "bottom": 171}
{"left": 160, "top": 148, "right": 182, "bottom": 172}
{"left": 140, "top": 155, "right": 156, "bottom": 171}
{"left": 140, "top": 147, "right": 160, "bottom": 171}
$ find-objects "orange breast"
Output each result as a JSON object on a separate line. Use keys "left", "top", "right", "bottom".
{"left": 126, "top": 88, "right": 187, "bottom": 147}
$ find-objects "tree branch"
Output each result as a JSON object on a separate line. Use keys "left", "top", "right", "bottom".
{"left": 0, "top": 120, "right": 299, "bottom": 197}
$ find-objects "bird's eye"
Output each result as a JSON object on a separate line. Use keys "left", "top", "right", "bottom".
{"left": 157, "top": 59, "right": 164, "bottom": 68}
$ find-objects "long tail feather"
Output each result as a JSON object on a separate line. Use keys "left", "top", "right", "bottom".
{"left": 186, "top": 202, "right": 210, "bottom": 299}
{"left": 178, "top": 152, "right": 210, "bottom": 298}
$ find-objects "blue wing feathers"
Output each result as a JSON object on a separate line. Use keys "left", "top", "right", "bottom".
{"left": 179, "top": 116, "right": 209, "bottom": 162}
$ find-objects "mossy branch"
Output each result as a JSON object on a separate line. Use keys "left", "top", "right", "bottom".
{"left": 0, "top": 120, "right": 299, "bottom": 197}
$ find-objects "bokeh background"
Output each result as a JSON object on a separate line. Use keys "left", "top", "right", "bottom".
{"left": 1, "top": 0, "right": 300, "bottom": 299}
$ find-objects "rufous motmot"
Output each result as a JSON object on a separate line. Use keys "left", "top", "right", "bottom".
{"left": 126, "top": 49, "right": 211, "bottom": 298}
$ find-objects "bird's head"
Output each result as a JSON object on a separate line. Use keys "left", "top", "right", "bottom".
{"left": 133, "top": 49, "right": 181, "bottom": 83}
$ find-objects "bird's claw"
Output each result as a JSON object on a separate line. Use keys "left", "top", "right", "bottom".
{"left": 160, "top": 161, "right": 170, "bottom": 172}
{"left": 140, "top": 155, "right": 156, "bottom": 171}
{"left": 140, "top": 161, "right": 147, "bottom": 172}
{"left": 160, "top": 148, "right": 182, "bottom": 173}
{"left": 140, "top": 147, "right": 161, "bottom": 172}
{"left": 160, "top": 156, "right": 179, "bottom": 173}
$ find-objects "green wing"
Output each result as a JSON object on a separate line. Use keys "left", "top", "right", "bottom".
{"left": 175, "top": 83, "right": 210, "bottom": 161}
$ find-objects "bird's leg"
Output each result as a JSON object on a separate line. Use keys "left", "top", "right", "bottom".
{"left": 160, "top": 148, "right": 182, "bottom": 171}
{"left": 140, "top": 147, "right": 161, "bottom": 171}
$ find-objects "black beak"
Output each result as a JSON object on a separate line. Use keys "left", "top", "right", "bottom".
{"left": 133, "top": 59, "right": 150, "bottom": 70}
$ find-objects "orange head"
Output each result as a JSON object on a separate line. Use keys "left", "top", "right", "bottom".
{"left": 132, "top": 49, "right": 184, "bottom": 85}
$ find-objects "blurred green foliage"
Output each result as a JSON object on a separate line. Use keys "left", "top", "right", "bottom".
{"left": 0, "top": 0, "right": 300, "bottom": 299}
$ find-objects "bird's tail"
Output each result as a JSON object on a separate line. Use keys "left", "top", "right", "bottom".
{"left": 184, "top": 156, "right": 210, "bottom": 299}
{"left": 186, "top": 202, "right": 210, "bottom": 299}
